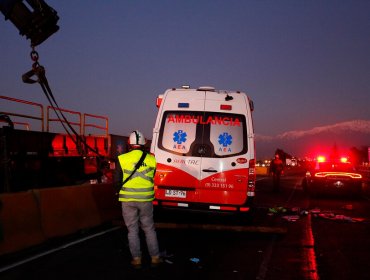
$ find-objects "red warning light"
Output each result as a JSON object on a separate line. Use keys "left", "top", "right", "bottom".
{"left": 317, "top": 156, "right": 326, "bottom": 162}
{"left": 156, "top": 96, "right": 163, "bottom": 108}
{"left": 340, "top": 157, "right": 348, "bottom": 163}
{"left": 220, "top": 104, "right": 232, "bottom": 110}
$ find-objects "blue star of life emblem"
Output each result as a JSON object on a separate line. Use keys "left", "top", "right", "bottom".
{"left": 173, "top": 130, "right": 187, "bottom": 144}
{"left": 218, "top": 132, "right": 233, "bottom": 147}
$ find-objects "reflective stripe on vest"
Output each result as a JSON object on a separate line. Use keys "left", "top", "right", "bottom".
{"left": 122, "top": 167, "right": 155, "bottom": 183}
{"left": 119, "top": 193, "right": 154, "bottom": 200}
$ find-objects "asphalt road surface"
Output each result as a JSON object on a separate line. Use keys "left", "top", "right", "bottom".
{"left": 1, "top": 168, "right": 370, "bottom": 280}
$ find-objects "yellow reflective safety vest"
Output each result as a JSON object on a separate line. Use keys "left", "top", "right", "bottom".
{"left": 118, "top": 149, "right": 156, "bottom": 202}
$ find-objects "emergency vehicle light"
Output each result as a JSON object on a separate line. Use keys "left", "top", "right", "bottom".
{"left": 178, "top": 103, "right": 189, "bottom": 108}
{"left": 315, "top": 172, "right": 362, "bottom": 179}
{"left": 156, "top": 95, "right": 163, "bottom": 108}
{"left": 317, "top": 156, "right": 326, "bottom": 163}
{"left": 220, "top": 105, "right": 232, "bottom": 110}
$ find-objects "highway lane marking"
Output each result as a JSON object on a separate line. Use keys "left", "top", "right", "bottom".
{"left": 298, "top": 175, "right": 319, "bottom": 280}
{"left": 285, "top": 178, "right": 305, "bottom": 206}
{"left": 256, "top": 234, "right": 277, "bottom": 280}
{"left": 254, "top": 177, "right": 311, "bottom": 279}
{"left": 302, "top": 214, "right": 319, "bottom": 280}
{"left": 291, "top": 178, "right": 319, "bottom": 279}
{"left": 0, "top": 226, "right": 121, "bottom": 273}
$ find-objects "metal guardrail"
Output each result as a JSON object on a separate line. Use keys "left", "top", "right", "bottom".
{"left": 0, "top": 95, "right": 108, "bottom": 137}
{"left": 83, "top": 113, "right": 109, "bottom": 137}
{"left": 1, "top": 95, "right": 44, "bottom": 131}
{"left": 46, "top": 105, "right": 82, "bottom": 134}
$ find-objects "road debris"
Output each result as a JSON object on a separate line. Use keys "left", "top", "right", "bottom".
{"left": 307, "top": 206, "right": 367, "bottom": 222}
{"left": 268, "top": 206, "right": 309, "bottom": 222}
{"left": 316, "top": 213, "right": 366, "bottom": 222}
{"left": 160, "top": 250, "right": 174, "bottom": 264}
{"left": 268, "top": 206, "right": 287, "bottom": 214}
{"left": 190, "top": 257, "right": 200, "bottom": 264}
{"left": 310, "top": 208, "right": 321, "bottom": 214}
{"left": 282, "top": 215, "right": 300, "bottom": 222}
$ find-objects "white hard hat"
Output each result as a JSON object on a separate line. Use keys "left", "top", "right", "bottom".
{"left": 128, "top": 130, "right": 146, "bottom": 146}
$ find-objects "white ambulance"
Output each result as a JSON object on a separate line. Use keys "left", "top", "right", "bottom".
{"left": 150, "top": 86, "right": 256, "bottom": 213}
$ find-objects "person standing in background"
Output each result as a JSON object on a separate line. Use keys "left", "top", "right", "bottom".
{"left": 270, "top": 154, "right": 284, "bottom": 192}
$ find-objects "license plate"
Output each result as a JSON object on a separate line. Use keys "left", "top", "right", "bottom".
{"left": 165, "top": 189, "right": 187, "bottom": 198}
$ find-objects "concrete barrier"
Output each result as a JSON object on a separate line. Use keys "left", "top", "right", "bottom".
{"left": 0, "top": 184, "right": 123, "bottom": 256}
{"left": 36, "top": 185, "right": 101, "bottom": 239}
{"left": 90, "top": 183, "right": 122, "bottom": 222}
{"left": 0, "top": 191, "right": 46, "bottom": 255}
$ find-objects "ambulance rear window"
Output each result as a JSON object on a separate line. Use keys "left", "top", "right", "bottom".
{"left": 160, "top": 113, "right": 197, "bottom": 154}
{"left": 158, "top": 111, "right": 248, "bottom": 157}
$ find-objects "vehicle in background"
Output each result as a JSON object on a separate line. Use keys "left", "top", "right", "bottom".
{"left": 303, "top": 154, "right": 363, "bottom": 197}
{"left": 150, "top": 86, "right": 256, "bottom": 214}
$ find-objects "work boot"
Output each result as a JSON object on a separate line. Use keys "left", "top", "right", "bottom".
{"left": 151, "top": 256, "right": 163, "bottom": 267}
{"left": 130, "top": 257, "right": 142, "bottom": 269}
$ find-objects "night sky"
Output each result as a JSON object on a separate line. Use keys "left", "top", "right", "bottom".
{"left": 1, "top": 1, "right": 369, "bottom": 144}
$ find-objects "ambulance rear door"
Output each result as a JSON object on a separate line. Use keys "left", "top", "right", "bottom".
{"left": 153, "top": 90, "right": 206, "bottom": 202}
{"left": 198, "top": 91, "right": 251, "bottom": 205}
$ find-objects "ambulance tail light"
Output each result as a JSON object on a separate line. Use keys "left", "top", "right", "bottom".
{"left": 220, "top": 104, "right": 232, "bottom": 110}
{"left": 240, "top": 207, "right": 250, "bottom": 212}
{"left": 248, "top": 159, "right": 256, "bottom": 197}
{"left": 156, "top": 95, "right": 163, "bottom": 108}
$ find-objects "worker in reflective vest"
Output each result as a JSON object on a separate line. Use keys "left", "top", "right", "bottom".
{"left": 118, "top": 149, "right": 156, "bottom": 202}
{"left": 117, "top": 130, "right": 161, "bottom": 268}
